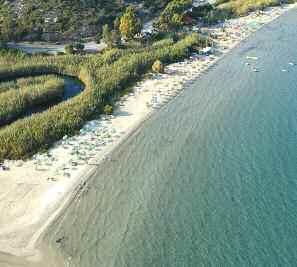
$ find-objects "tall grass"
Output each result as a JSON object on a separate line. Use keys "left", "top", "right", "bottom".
{"left": 0, "top": 75, "right": 60, "bottom": 94}
{"left": 0, "top": 33, "right": 204, "bottom": 161}
{"left": 215, "top": 0, "right": 296, "bottom": 16}
{"left": 0, "top": 81, "right": 17, "bottom": 94}
{"left": 0, "top": 75, "right": 65, "bottom": 127}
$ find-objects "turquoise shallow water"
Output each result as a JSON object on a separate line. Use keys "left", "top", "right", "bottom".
{"left": 21, "top": 8, "right": 297, "bottom": 267}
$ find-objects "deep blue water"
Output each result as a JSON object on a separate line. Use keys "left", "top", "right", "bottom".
{"left": 36, "top": 8, "right": 297, "bottom": 267}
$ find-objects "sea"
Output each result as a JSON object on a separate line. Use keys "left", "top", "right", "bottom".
{"left": 3, "top": 7, "right": 297, "bottom": 267}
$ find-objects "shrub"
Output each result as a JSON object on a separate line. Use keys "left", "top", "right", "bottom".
{"left": 95, "top": 33, "right": 102, "bottom": 44}
{"left": 0, "top": 33, "right": 203, "bottom": 160}
{"left": 103, "top": 104, "right": 113, "bottom": 115}
{"left": 74, "top": 42, "right": 85, "bottom": 54}
{"left": 152, "top": 60, "right": 165, "bottom": 73}
{"left": 65, "top": 44, "right": 74, "bottom": 55}
{"left": 215, "top": 0, "right": 282, "bottom": 17}
{"left": 151, "top": 38, "right": 175, "bottom": 48}
{"left": 156, "top": 0, "right": 192, "bottom": 32}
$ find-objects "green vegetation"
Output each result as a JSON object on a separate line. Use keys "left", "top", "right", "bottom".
{"left": 65, "top": 44, "right": 74, "bottom": 55}
{"left": 73, "top": 43, "right": 85, "bottom": 54}
{"left": 0, "top": 0, "right": 169, "bottom": 42}
{"left": 152, "top": 60, "right": 165, "bottom": 73}
{"left": 119, "top": 6, "right": 142, "bottom": 40}
{"left": 1, "top": 0, "right": 295, "bottom": 42}
{"left": 190, "top": 0, "right": 297, "bottom": 24}
{"left": 0, "top": 0, "right": 15, "bottom": 42}
{"left": 215, "top": 0, "right": 278, "bottom": 16}
{"left": 213, "top": 0, "right": 297, "bottom": 18}
{"left": 0, "top": 75, "right": 64, "bottom": 126}
{"left": 156, "top": 0, "right": 192, "bottom": 32}
{"left": 65, "top": 43, "right": 85, "bottom": 55}
{"left": 0, "top": 75, "right": 59, "bottom": 93}
{"left": 0, "top": 33, "right": 206, "bottom": 161}
{"left": 102, "top": 24, "right": 120, "bottom": 48}
{"left": 0, "top": 0, "right": 293, "bottom": 162}
{"left": 103, "top": 104, "right": 113, "bottom": 115}
{"left": 0, "top": 0, "right": 123, "bottom": 41}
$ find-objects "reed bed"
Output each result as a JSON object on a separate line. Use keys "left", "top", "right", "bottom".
{"left": 0, "top": 75, "right": 60, "bottom": 94}
{"left": 0, "top": 75, "right": 65, "bottom": 127}
{"left": 0, "top": 81, "right": 17, "bottom": 94}
{"left": 0, "top": 33, "right": 204, "bottom": 160}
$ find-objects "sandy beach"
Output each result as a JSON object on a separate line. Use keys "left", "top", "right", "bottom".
{"left": 0, "top": 2, "right": 296, "bottom": 261}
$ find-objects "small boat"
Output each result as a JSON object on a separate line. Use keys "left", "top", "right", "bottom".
{"left": 245, "top": 62, "right": 250, "bottom": 66}
{"left": 246, "top": 56, "right": 258, "bottom": 60}
{"left": 288, "top": 62, "right": 295, "bottom": 66}
{"left": 252, "top": 68, "right": 259, "bottom": 72}
{"left": 281, "top": 69, "right": 287, "bottom": 72}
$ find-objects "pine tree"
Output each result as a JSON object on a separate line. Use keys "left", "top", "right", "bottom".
{"left": 119, "top": 6, "right": 142, "bottom": 40}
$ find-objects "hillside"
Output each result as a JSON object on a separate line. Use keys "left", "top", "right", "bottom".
{"left": 0, "top": 0, "right": 169, "bottom": 41}
{"left": 1, "top": 0, "right": 292, "bottom": 42}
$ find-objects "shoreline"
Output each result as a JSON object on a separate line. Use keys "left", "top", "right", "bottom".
{"left": 0, "top": 3, "right": 296, "bottom": 262}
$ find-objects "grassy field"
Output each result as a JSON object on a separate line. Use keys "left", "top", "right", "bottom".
{"left": 0, "top": 34, "right": 207, "bottom": 161}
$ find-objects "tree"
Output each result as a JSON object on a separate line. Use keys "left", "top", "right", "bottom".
{"left": 119, "top": 6, "right": 142, "bottom": 40}
{"left": 102, "top": 24, "right": 112, "bottom": 48}
{"left": 156, "top": 0, "right": 192, "bottom": 32}
{"left": 111, "top": 30, "right": 121, "bottom": 47}
{"left": 113, "top": 17, "right": 120, "bottom": 31}
{"left": 0, "top": 1, "right": 15, "bottom": 42}
{"left": 95, "top": 26, "right": 103, "bottom": 44}
{"left": 102, "top": 24, "right": 121, "bottom": 48}
{"left": 74, "top": 42, "right": 85, "bottom": 54}
{"left": 65, "top": 44, "right": 74, "bottom": 55}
